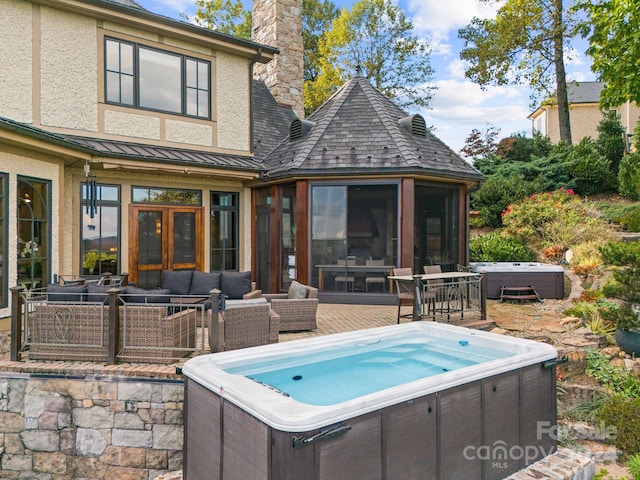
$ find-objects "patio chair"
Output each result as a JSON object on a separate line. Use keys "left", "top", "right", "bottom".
{"left": 209, "top": 300, "right": 280, "bottom": 352}
{"left": 334, "top": 257, "right": 356, "bottom": 291}
{"left": 392, "top": 267, "right": 437, "bottom": 323}
{"left": 424, "top": 265, "right": 462, "bottom": 317}
{"left": 364, "top": 259, "right": 386, "bottom": 292}
{"left": 263, "top": 282, "right": 319, "bottom": 331}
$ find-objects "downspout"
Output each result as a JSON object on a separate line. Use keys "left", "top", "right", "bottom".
{"left": 249, "top": 47, "right": 262, "bottom": 284}
{"left": 249, "top": 47, "right": 262, "bottom": 158}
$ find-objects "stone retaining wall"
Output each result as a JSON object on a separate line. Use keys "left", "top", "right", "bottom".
{"left": 0, "top": 368, "right": 184, "bottom": 479}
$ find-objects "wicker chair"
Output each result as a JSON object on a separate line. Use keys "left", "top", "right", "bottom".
{"left": 209, "top": 301, "right": 280, "bottom": 352}
{"left": 392, "top": 267, "right": 438, "bottom": 323}
{"left": 263, "top": 284, "right": 319, "bottom": 332}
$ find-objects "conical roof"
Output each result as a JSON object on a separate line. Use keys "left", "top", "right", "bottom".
{"left": 263, "top": 75, "right": 483, "bottom": 183}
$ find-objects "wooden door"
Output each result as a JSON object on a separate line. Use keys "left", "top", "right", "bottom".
{"left": 129, "top": 205, "right": 203, "bottom": 288}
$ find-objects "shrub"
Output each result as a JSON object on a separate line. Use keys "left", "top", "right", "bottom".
{"left": 471, "top": 175, "right": 545, "bottom": 228}
{"left": 469, "top": 232, "right": 537, "bottom": 262}
{"left": 599, "top": 395, "right": 640, "bottom": 457}
{"left": 620, "top": 206, "right": 640, "bottom": 232}
{"left": 502, "top": 188, "right": 614, "bottom": 251}
{"left": 569, "top": 138, "right": 614, "bottom": 195}
{"left": 626, "top": 454, "right": 640, "bottom": 480}
{"left": 597, "top": 110, "right": 626, "bottom": 175}
{"left": 619, "top": 152, "right": 640, "bottom": 201}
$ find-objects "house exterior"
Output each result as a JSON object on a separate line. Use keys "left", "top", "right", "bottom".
{"left": 251, "top": 73, "right": 483, "bottom": 300}
{"left": 0, "top": 0, "right": 483, "bottom": 323}
{"left": 0, "top": 0, "right": 282, "bottom": 324}
{"left": 529, "top": 81, "right": 640, "bottom": 143}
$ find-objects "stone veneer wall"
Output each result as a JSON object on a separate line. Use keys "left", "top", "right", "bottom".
{"left": 252, "top": 0, "right": 304, "bottom": 118}
{"left": 0, "top": 362, "right": 183, "bottom": 480}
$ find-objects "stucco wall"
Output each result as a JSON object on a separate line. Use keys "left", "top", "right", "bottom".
{"left": 104, "top": 110, "right": 161, "bottom": 140}
{"left": 166, "top": 120, "right": 213, "bottom": 147}
{"left": 40, "top": 6, "right": 98, "bottom": 132}
{"left": 1, "top": 0, "right": 253, "bottom": 154}
{"left": 0, "top": 0, "right": 33, "bottom": 123}
{"left": 216, "top": 52, "right": 250, "bottom": 151}
{"left": 0, "top": 152, "right": 61, "bottom": 321}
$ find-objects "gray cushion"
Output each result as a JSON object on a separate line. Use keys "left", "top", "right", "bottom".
{"left": 189, "top": 271, "right": 221, "bottom": 295}
{"left": 47, "top": 284, "right": 87, "bottom": 302}
{"left": 225, "top": 298, "right": 267, "bottom": 307}
{"left": 288, "top": 281, "right": 308, "bottom": 299}
{"left": 161, "top": 270, "right": 193, "bottom": 295}
{"left": 220, "top": 271, "right": 252, "bottom": 299}
{"left": 125, "top": 286, "right": 171, "bottom": 303}
{"left": 86, "top": 285, "right": 112, "bottom": 303}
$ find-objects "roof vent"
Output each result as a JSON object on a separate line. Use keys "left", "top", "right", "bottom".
{"left": 290, "top": 119, "right": 314, "bottom": 141}
{"left": 399, "top": 114, "right": 427, "bottom": 138}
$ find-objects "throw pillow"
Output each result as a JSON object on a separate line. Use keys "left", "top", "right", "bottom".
{"left": 189, "top": 271, "right": 221, "bottom": 295}
{"left": 220, "top": 271, "right": 252, "bottom": 299}
{"left": 161, "top": 270, "right": 193, "bottom": 295}
{"left": 125, "top": 286, "right": 171, "bottom": 303}
{"left": 288, "top": 281, "right": 308, "bottom": 299}
{"left": 47, "top": 284, "right": 87, "bottom": 302}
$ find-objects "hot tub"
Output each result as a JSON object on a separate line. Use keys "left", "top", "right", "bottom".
{"left": 470, "top": 262, "right": 565, "bottom": 299}
{"left": 182, "top": 323, "right": 559, "bottom": 480}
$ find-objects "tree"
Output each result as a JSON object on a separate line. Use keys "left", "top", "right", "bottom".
{"left": 460, "top": 124, "right": 501, "bottom": 160}
{"left": 303, "top": 0, "right": 340, "bottom": 84}
{"left": 189, "top": 0, "right": 252, "bottom": 39}
{"left": 459, "top": 0, "right": 576, "bottom": 144}
{"left": 580, "top": 0, "right": 640, "bottom": 109}
{"left": 305, "top": 0, "right": 434, "bottom": 114}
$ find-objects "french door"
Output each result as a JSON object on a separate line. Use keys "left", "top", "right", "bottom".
{"left": 129, "top": 205, "right": 203, "bottom": 288}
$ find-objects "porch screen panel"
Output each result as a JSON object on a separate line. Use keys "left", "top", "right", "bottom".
{"left": 311, "top": 186, "right": 347, "bottom": 291}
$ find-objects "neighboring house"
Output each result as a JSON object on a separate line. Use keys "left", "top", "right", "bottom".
{"left": 529, "top": 81, "right": 640, "bottom": 144}
{"left": 0, "top": 0, "right": 482, "bottom": 323}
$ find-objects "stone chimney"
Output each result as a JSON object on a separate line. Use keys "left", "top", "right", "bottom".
{"left": 252, "top": 0, "right": 304, "bottom": 118}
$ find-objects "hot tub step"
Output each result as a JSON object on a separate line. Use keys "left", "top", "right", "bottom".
{"left": 500, "top": 286, "right": 542, "bottom": 303}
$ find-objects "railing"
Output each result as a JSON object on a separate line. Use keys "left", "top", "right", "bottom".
{"left": 10, "top": 286, "right": 214, "bottom": 364}
{"left": 388, "top": 272, "right": 486, "bottom": 322}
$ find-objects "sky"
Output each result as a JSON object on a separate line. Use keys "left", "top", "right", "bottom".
{"left": 135, "top": 0, "right": 596, "bottom": 154}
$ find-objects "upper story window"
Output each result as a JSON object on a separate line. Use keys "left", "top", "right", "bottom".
{"left": 105, "top": 38, "right": 210, "bottom": 119}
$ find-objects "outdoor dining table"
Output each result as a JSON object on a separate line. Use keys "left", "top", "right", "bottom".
{"left": 388, "top": 271, "right": 485, "bottom": 322}
{"left": 316, "top": 264, "right": 396, "bottom": 292}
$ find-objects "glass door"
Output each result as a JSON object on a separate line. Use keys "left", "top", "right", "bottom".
{"left": 129, "top": 205, "right": 203, "bottom": 288}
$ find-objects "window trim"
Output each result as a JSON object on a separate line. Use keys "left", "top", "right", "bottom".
{"left": 104, "top": 37, "right": 212, "bottom": 120}
{"left": 80, "top": 183, "right": 121, "bottom": 277}
{"left": 210, "top": 191, "right": 240, "bottom": 271}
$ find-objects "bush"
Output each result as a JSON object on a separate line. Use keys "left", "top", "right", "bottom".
{"left": 471, "top": 175, "right": 545, "bottom": 228}
{"left": 620, "top": 206, "right": 640, "bottom": 232}
{"left": 569, "top": 138, "right": 614, "bottom": 195}
{"left": 597, "top": 110, "right": 626, "bottom": 176}
{"left": 619, "top": 152, "right": 640, "bottom": 201}
{"left": 502, "top": 188, "right": 614, "bottom": 251}
{"left": 599, "top": 395, "right": 640, "bottom": 457}
{"left": 469, "top": 232, "right": 537, "bottom": 262}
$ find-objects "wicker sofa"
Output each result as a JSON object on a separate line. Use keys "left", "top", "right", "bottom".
{"left": 208, "top": 299, "right": 280, "bottom": 352}
{"left": 263, "top": 281, "right": 318, "bottom": 331}
{"left": 26, "top": 299, "right": 199, "bottom": 364}
{"left": 27, "top": 303, "right": 110, "bottom": 362}
{"left": 117, "top": 305, "right": 198, "bottom": 363}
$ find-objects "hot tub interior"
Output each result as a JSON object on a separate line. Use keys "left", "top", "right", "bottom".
{"left": 183, "top": 323, "right": 559, "bottom": 480}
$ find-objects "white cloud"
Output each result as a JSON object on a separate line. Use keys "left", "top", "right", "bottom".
{"left": 431, "top": 79, "right": 525, "bottom": 109}
{"left": 408, "top": 0, "right": 502, "bottom": 34}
